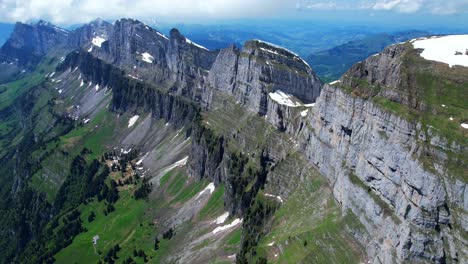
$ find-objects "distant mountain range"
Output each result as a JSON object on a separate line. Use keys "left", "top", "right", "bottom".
{"left": 306, "top": 30, "right": 430, "bottom": 82}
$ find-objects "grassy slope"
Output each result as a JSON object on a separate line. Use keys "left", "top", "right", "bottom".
{"left": 256, "top": 166, "right": 365, "bottom": 263}
{"left": 54, "top": 167, "right": 236, "bottom": 264}
{"left": 29, "top": 97, "right": 116, "bottom": 201}
{"left": 0, "top": 56, "right": 60, "bottom": 159}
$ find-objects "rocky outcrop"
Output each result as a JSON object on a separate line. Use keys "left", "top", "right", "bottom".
{"left": 68, "top": 18, "right": 113, "bottom": 49}
{"left": 209, "top": 40, "right": 467, "bottom": 263}
{"left": 295, "top": 84, "right": 466, "bottom": 263}
{"left": 341, "top": 43, "right": 406, "bottom": 90}
{"left": 188, "top": 121, "right": 267, "bottom": 216}
{"left": 208, "top": 40, "right": 322, "bottom": 115}
{"left": 61, "top": 50, "right": 200, "bottom": 127}
{"left": 0, "top": 20, "right": 70, "bottom": 67}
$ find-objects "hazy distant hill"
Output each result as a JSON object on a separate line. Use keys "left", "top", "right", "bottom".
{"left": 0, "top": 23, "right": 14, "bottom": 46}
{"left": 307, "top": 30, "right": 430, "bottom": 82}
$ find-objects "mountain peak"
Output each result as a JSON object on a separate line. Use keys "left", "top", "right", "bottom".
{"left": 89, "top": 17, "right": 109, "bottom": 26}
{"left": 169, "top": 28, "right": 185, "bottom": 41}
{"left": 36, "top": 19, "right": 52, "bottom": 27}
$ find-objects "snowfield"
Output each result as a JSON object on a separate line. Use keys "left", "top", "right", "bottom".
{"left": 156, "top": 31, "right": 169, "bottom": 40}
{"left": 265, "top": 193, "right": 284, "bottom": 203}
{"left": 141, "top": 52, "right": 154, "bottom": 63}
{"left": 162, "top": 156, "right": 189, "bottom": 173}
{"left": 412, "top": 35, "right": 468, "bottom": 67}
{"left": 213, "top": 212, "right": 230, "bottom": 225}
{"left": 91, "top": 36, "right": 106, "bottom": 47}
{"left": 269, "top": 90, "right": 302, "bottom": 107}
{"left": 254, "top": 39, "right": 311, "bottom": 68}
{"left": 195, "top": 182, "right": 215, "bottom": 199}
{"left": 212, "top": 218, "right": 242, "bottom": 234}
{"left": 185, "top": 38, "right": 209, "bottom": 51}
{"left": 128, "top": 115, "right": 140, "bottom": 127}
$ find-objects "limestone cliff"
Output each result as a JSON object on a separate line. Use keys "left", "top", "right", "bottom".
{"left": 208, "top": 40, "right": 322, "bottom": 114}
{"left": 263, "top": 41, "right": 467, "bottom": 263}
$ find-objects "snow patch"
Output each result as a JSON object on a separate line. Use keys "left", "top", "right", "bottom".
{"left": 83, "top": 118, "right": 90, "bottom": 124}
{"left": 80, "top": 80, "right": 84, "bottom": 87}
{"left": 329, "top": 80, "right": 341, "bottom": 85}
{"left": 58, "top": 89, "right": 63, "bottom": 94}
{"left": 260, "top": 47, "right": 280, "bottom": 56}
{"left": 195, "top": 182, "right": 215, "bottom": 199}
{"left": 412, "top": 35, "right": 468, "bottom": 67}
{"left": 449, "top": 117, "right": 454, "bottom": 121}
{"left": 162, "top": 156, "right": 189, "bottom": 173}
{"left": 170, "top": 128, "right": 183, "bottom": 142}
{"left": 136, "top": 154, "right": 148, "bottom": 166}
{"left": 213, "top": 212, "right": 230, "bottom": 225}
{"left": 461, "top": 123, "right": 468, "bottom": 129}
{"left": 267, "top": 241, "right": 275, "bottom": 246}
{"left": 186, "top": 38, "right": 209, "bottom": 51}
{"left": 212, "top": 218, "right": 242, "bottom": 234}
{"left": 300, "top": 109, "right": 308, "bottom": 117}
{"left": 265, "top": 193, "right": 284, "bottom": 203}
{"left": 141, "top": 52, "right": 154, "bottom": 63}
{"left": 122, "top": 148, "right": 132, "bottom": 155}
{"left": 95, "top": 84, "right": 100, "bottom": 91}
{"left": 156, "top": 31, "right": 169, "bottom": 40}
{"left": 49, "top": 72, "right": 55, "bottom": 77}
{"left": 128, "top": 115, "right": 140, "bottom": 127}
{"left": 269, "top": 90, "right": 302, "bottom": 107}
{"left": 127, "top": 74, "right": 142, "bottom": 81}
{"left": 254, "top": 39, "right": 310, "bottom": 68}
{"left": 88, "top": 46, "right": 93, "bottom": 52}
{"left": 91, "top": 36, "right": 106, "bottom": 47}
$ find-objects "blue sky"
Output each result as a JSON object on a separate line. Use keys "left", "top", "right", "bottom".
{"left": 0, "top": 0, "right": 467, "bottom": 26}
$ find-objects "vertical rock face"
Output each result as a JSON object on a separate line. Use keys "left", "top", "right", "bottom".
{"left": 0, "top": 20, "right": 70, "bottom": 66}
{"left": 61, "top": 50, "right": 199, "bottom": 127}
{"left": 341, "top": 43, "right": 406, "bottom": 90}
{"left": 296, "top": 85, "right": 450, "bottom": 262}
{"left": 213, "top": 39, "right": 466, "bottom": 263}
{"left": 165, "top": 28, "right": 217, "bottom": 102}
{"left": 68, "top": 18, "right": 113, "bottom": 49}
{"left": 87, "top": 19, "right": 218, "bottom": 106}
{"left": 106, "top": 18, "right": 169, "bottom": 68}
{"left": 0, "top": 18, "right": 218, "bottom": 108}
{"left": 209, "top": 40, "right": 322, "bottom": 114}
{"left": 260, "top": 41, "right": 467, "bottom": 262}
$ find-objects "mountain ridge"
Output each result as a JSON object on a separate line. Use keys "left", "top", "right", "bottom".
{"left": 0, "top": 18, "right": 466, "bottom": 264}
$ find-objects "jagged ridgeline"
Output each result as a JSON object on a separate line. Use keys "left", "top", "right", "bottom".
{"left": 0, "top": 17, "right": 466, "bottom": 264}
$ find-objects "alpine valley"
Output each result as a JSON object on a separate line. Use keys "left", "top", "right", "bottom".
{"left": 0, "top": 18, "right": 466, "bottom": 264}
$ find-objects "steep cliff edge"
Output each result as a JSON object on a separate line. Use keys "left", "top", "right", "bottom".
{"left": 263, "top": 37, "right": 467, "bottom": 263}
{"left": 208, "top": 40, "right": 322, "bottom": 115}
{"left": 181, "top": 35, "right": 467, "bottom": 263}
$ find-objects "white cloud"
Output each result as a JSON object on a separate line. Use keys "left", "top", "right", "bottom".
{"left": 0, "top": 0, "right": 293, "bottom": 24}
{"left": 427, "top": 0, "right": 468, "bottom": 15}
{"left": 0, "top": 0, "right": 466, "bottom": 25}
{"left": 373, "top": 0, "right": 422, "bottom": 13}
{"left": 300, "top": 0, "right": 468, "bottom": 14}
